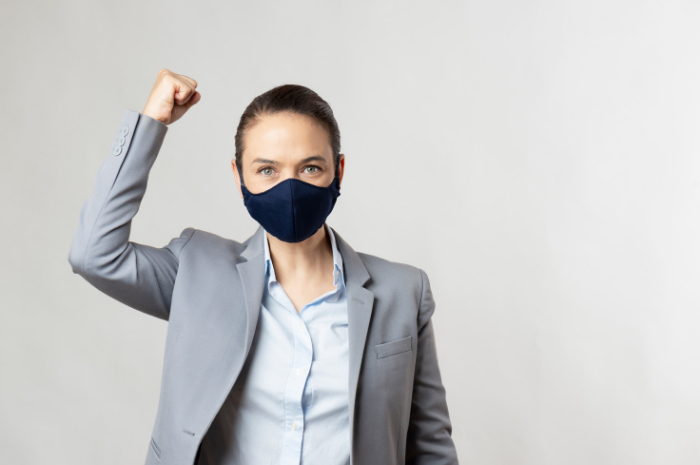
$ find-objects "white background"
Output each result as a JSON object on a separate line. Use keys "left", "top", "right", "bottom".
{"left": 1, "top": 0, "right": 699, "bottom": 463}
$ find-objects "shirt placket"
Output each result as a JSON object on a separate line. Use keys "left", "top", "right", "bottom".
{"left": 279, "top": 299, "right": 313, "bottom": 465}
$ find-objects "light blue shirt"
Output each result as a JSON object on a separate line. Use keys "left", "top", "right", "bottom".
{"left": 197, "top": 224, "right": 350, "bottom": 465}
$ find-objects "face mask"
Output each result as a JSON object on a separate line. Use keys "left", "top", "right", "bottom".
{"left": 237, "top": 162, "right": 341, "bottom": 243}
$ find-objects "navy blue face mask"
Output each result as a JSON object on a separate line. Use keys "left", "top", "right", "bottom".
{"left": 237, "top": 162, "right": 341, "bottom": 243}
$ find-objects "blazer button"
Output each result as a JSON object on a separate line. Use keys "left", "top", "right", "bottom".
{"left": 117, "top": 136, "right": 126, "bottom": 146}
{"left": 113, "top": 146, "right": 122, "bottom": 156}
{"left": 120, "top": 126, "right": 129, "bottom": 136}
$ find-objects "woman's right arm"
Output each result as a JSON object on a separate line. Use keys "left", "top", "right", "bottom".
{"left": 67, "top": 69, "right": 201, "bottom": 321}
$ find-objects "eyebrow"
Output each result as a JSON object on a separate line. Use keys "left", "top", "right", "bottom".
{"left": 251, "top": 155, "right": 328, "bottom": 165}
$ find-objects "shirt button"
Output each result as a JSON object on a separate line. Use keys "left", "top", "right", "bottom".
{"left": 296, "top": 368, "right": 301, "bottom": 376}
{"left": 297, "top": 321, "right": 303, "bottom": 329}
{"left": 291, "top": 422, "right": 298, "bottom": 430}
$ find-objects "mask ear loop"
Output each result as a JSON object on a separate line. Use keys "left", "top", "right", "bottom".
{"left": 236, "top": 161, "right": 247, "bottom": 189}
{"left": 333, "top": 155, "right": 341, "bottom": 191}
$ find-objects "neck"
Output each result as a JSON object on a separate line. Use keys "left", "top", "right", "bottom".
{"left": 266, "top": 224, "right": 334, "bottom": 282}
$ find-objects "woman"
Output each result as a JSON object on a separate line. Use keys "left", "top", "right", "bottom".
{"left": 68, "top": 69, "right": 458, "bottom": 465}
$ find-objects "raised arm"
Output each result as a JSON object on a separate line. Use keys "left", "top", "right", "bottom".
{"left": 67, "top": 69, "right": 201, "bottom": 321}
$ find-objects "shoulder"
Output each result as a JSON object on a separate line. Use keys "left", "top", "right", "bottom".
{"left": 177, "top": 227, "right": 249, "bottom": 258}
{"left": 355, "top": 251, "right": 426, "bottom": 300}
{"left": 357, "top": 251, "right": 422, "bottom": 279}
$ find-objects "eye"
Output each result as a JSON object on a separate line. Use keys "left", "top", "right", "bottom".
{"left": 303, "top": 165, "right": 321, "bottom": 174}
{"left": 258, "top": 166, "right": 275, "bottom": 176}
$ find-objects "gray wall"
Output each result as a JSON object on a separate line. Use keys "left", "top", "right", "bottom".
{"left": 1, "top": 0, "right": 699, "bottom": 464}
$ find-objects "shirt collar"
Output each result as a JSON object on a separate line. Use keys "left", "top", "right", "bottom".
{"left": 263, "top": 224, "right": 345, "bottom": 289}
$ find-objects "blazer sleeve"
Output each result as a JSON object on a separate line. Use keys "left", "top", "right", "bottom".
{"left": 67, "top": 109, "right": 195, "bottom": 321}
{"left": 405, "top": 269, "right": 460, "bottom": 464}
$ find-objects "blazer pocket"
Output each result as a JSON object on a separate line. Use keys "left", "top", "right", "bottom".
{"left": 374, "top": 335, "right": 413, "bottom": 359}
{"left": 150, "top": 437, "right": 162, "bottom": 461}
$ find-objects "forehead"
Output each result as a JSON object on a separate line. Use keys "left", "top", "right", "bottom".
{"left": 242, "top": 112, "right": 332, "bottom": 162}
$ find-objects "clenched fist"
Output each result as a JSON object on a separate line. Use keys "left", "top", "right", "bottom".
{"left": 142, "top": 69, "right": 201, "bottom": 125}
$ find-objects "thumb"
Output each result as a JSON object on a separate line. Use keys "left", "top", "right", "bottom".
{"left": 184, "top": 91, "right": 202, "bottom": 109}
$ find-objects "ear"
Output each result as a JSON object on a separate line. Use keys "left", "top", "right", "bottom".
{"left": 231, "top": 160, "right": 244, "bottom": 199}
{"left": 338, "top": 154, "right": 345, "bottom": 189}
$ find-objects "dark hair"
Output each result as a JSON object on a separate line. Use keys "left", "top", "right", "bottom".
{"left": 234, "top": 84, "right": 341, "bottom": 184}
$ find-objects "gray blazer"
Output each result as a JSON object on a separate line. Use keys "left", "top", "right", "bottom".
{"left": 68, "top": 110, "right": 459, "bottom": 465}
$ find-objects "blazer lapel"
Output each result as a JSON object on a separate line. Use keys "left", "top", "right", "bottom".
{"left": 330, "top": 226, "right": 375, "bottom": 448}
{"left": 235, "top": 225, "right": 266, "bottom": 356}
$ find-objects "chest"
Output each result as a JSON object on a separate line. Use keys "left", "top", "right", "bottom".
{"left": 236, "top": 291, "right": 350, "bottom": 402}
